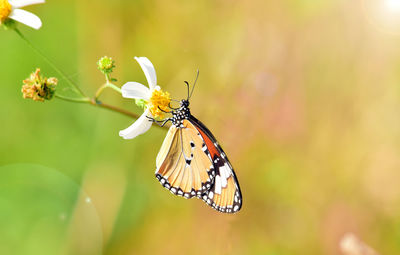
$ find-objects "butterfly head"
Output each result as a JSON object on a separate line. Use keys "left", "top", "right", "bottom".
{"left": 171, "top": 72, "right": 198, "bottom": 127}
{"left": 180, "top": 99, "right": 190, "bottom": 108}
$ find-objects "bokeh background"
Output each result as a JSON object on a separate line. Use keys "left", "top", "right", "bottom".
{"left": 1, "top": 0, "right": 400, "bottom": 254}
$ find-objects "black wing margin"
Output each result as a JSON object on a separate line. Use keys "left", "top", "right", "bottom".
{"left": 189, "top": 115, "right": 243, "bottom": 213}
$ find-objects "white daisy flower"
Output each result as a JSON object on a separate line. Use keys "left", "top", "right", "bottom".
{"left": 0, "top": 0, "right": 44, "bottom": 30}
{"left": 119, "top": 57, "right": 171, "bottom": 140}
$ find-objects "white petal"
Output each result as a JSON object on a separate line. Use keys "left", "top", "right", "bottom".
{"left": 121, "top": 82, "right": 150, "bottom": 99}
{"left": 9, "top": 0, "right": 45, "bottom": 8}
{"left": 135, "top": 57, "right": 157, "bottom": 90}
{"left": 9, "top": 9, "right": 42, "bottom": 29}
{"left": 119, "top": 109, "right": 153, "bottom": 139}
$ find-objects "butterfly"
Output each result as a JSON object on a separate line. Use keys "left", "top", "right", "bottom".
{"left": 150, "top": 72, "right": 242, "bottom": 213}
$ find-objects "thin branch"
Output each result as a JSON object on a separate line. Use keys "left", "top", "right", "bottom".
{"left": 55, "top": 94, "right": 91, "bottom": 103}
{"left": 88, "top": 99, "right": 170, "bottom": 131}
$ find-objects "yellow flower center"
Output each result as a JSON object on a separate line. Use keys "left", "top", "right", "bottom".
{"left": 0, "top": 0, "right": 11, "bottom": 22}
{"left": 148, "top": 89, "right": 171, "bottom": 119}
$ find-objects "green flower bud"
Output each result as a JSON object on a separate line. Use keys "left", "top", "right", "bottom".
{"left": 97, "top": 56, "right": 115, "bottom": 74}
{"left": 135, "top": 99, "right": 147, "bottom": 109}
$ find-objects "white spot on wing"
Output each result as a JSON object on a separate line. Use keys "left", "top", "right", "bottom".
{"left": 215, "top": 175, "right": 222, "bottom": 194}
{"left": 218, "top": 163, "right": 232, "bottom": 188}
{"left": 222, "top": 163, "right": 232, "bottom": 177}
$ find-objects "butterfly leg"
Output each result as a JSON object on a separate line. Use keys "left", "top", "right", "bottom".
{"left": 159, "top": 118, "right": 172, "bottom": 127}
{"left": 146, "top": 116, "right": 172, "bottom": 127}
{"left": 158, "top": 106, "right": 172, "bottom": 114}
{"left": 168, "top": 102, "right": 179, "bottom": 110}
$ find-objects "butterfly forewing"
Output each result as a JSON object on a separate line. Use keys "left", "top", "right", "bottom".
{"left": 190, "top": 116, "right": 243, "bottom": 213}
{"left": 155, "top": 120, "right": 215, "bottom": 198}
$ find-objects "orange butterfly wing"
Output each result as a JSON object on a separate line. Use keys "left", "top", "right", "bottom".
{"left": 155, "top": 120, "right": 215, "bottom": 198}
{"left": 155, "top": 116, "right": 242, "bottom": 213}
{"left": 190, "top": 116, "right": 242, "bottom": 213}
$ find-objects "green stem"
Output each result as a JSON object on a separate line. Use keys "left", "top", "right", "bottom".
{"left": 95, "top": 84, "right": 107, "bottom": 100}
{"left": 55, "top": 94, "right": 91, "bottom": 103}
{"left": 14, "top": 28, "right": 86, "bottom": 98}
{"left": 89, "top": 99, "right": 141, "bottom": 120}
{"left": 95, "top": 82, "right": 121, "bottom": 100}
{"left": 107, "top": 83, "right": 122, "bottom": 94}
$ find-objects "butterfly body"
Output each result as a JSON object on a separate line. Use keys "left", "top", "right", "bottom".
{"left": 155, "top": 99, "right": 242, "bottom": 213}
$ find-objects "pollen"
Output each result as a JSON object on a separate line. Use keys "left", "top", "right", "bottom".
{"left": 148, "top": 88, "right": 171, "bottom": 119}
{"left": 0, "top": 0, "right": 11, "bottom": 22}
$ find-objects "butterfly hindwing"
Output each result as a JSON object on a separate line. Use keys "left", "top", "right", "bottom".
{"left": 155, "top": 120, "right": 215, "bottom": 199}
{"left": 190, "top": 116, "right": 243, "bottom": 213}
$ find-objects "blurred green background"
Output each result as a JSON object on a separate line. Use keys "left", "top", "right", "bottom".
{"left": 1, "top": 0, "right": 400, "bottom": 254}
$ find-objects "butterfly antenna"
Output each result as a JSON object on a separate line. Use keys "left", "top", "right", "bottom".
{"left": 189, "top": 69, "right": 199, "bottom": 99}
{"left": 184, "top": 81, "right": 190, "bottom": 100}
